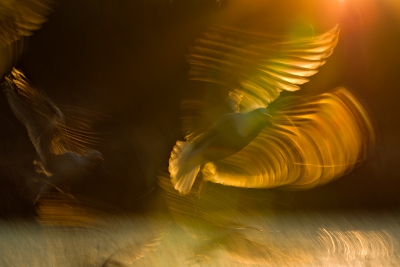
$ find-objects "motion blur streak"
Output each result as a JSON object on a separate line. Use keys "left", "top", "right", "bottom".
{"left": 185, "top": 24, "right": 340, "bottom": 115}
{"left": 159, "top": 172, "right": 288, "bottom": 265}
{"left": 34, "top": 193, "right": 170, "bottom": 267}
{"left": 0, "top": 0, "right": 54, "bottom": 78}
{"left": 203, "top": 87, "right": 375, "bottom": 189}
{"left": 3, "top": 68, "right": 106, "bottom": 202}
{"left": 170, "top": 25, "right": 347, "bottom": 194}
{"left": 159, "top": 171, "right": 400, "bottom": 266}
{"left": 0, "top": 0, "right": 54, "bottom": 47}
{"left": 317, "top": 228, "right": 396, "bottom": 260}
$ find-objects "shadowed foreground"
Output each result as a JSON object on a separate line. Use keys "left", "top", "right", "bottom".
{"left": 1, "top": 208, "right": 400, "bottom": 266}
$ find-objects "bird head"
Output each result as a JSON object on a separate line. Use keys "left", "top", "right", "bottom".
{"left": 88, "top": 149, "right": 103, "bottom": 159}
{"left": 254, "top": 108, "right": 272, "bottom": 121}
{"left": 82, "top": 149, "right": 104, "bottom": 168}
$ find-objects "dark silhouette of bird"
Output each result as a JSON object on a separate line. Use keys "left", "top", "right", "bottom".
{"left": 3, "top": 68, "right": 103, "bottom": 200}
{"left": 170, "top": 107, "right": 272, "bottom": 194}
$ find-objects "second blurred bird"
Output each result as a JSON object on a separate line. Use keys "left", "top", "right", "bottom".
{"left": 3, "top": 68, "right": 104, "bottom": 202}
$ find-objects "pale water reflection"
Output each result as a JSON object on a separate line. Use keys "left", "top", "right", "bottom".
{"left": 1, "top": 198, "right": 399, "bottom": 267}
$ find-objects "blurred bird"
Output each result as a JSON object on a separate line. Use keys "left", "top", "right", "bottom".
{"left": 169, "top": 24, "right": 374, "bottom": 195}
{"left": 170, "top": 108, "right": 272, "bottom": 194}
{"left": 2, "top": 68, "right": 103, "bottom": 200}
{"left": 0, "top": 0, "right": 55, "bottom": 79}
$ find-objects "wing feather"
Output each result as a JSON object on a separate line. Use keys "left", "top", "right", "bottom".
{"left": 0, "top": 0, "right": 54, "bottom": 47}
{"left": 3, "top": 69, "right": 63, "bottom": 162}
{"left": 201, "top": 88, "right": 375, "bottom": 189}
{"left": 3, "top": 68, "right": 107, "bottom": 161}
{"left": 187, "top": 25, "right": 339, "bottom": 113}
{"left": 0, "top": 0, "right": 54, "bottom": 83}
{"left": 175, "top": 25, "right": 374, "bottom": 194}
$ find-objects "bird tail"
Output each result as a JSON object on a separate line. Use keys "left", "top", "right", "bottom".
{"left": 169, "top": 141, "right": 201, "bottom": 195}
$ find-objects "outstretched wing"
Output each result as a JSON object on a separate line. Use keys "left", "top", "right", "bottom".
{"left": 3, "top": 68, "right": 106, "bottom": 161}
{"left": 3, "top": 68, "right": 66, "bottom": 162}
{"left": 0, "top": 0, "right": 55, "bottom": 80}
{"left": 201, "top": 88, "right": 375, "bottom": 189}
{"left": 187, "top": 24, "right": 339, "bottom": 112}
{"left": 182, "top": 25, "right": 339, "bottom": 139}
{"left": 0, "top": 0, "right": 54, "bottom": 47}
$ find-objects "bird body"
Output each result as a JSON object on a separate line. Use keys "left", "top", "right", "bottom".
{"left": 193, "top": 108, "right": 271, "bottom": 161}
{"left": 3, "top": 68, "right": 103, "bottom": 198}
{"left": 35, "top": 150, "right": 101, "bottom": 177}
{"left": 169, "top": 108, "right": 271, "bottom": 195}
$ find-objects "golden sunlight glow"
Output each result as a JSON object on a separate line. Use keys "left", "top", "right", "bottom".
{"left": 159, "top": 172, "right": 396, "bottom": 266}
{"left": 169, "top": 24, "right": 375, "bottom": 194}
{"left": 202, "top": 87, "right": 375, "bottom": 190}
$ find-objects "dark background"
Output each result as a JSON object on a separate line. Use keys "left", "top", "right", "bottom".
{"left": 1, "top": 0, "right": 399, "bottom": 216}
